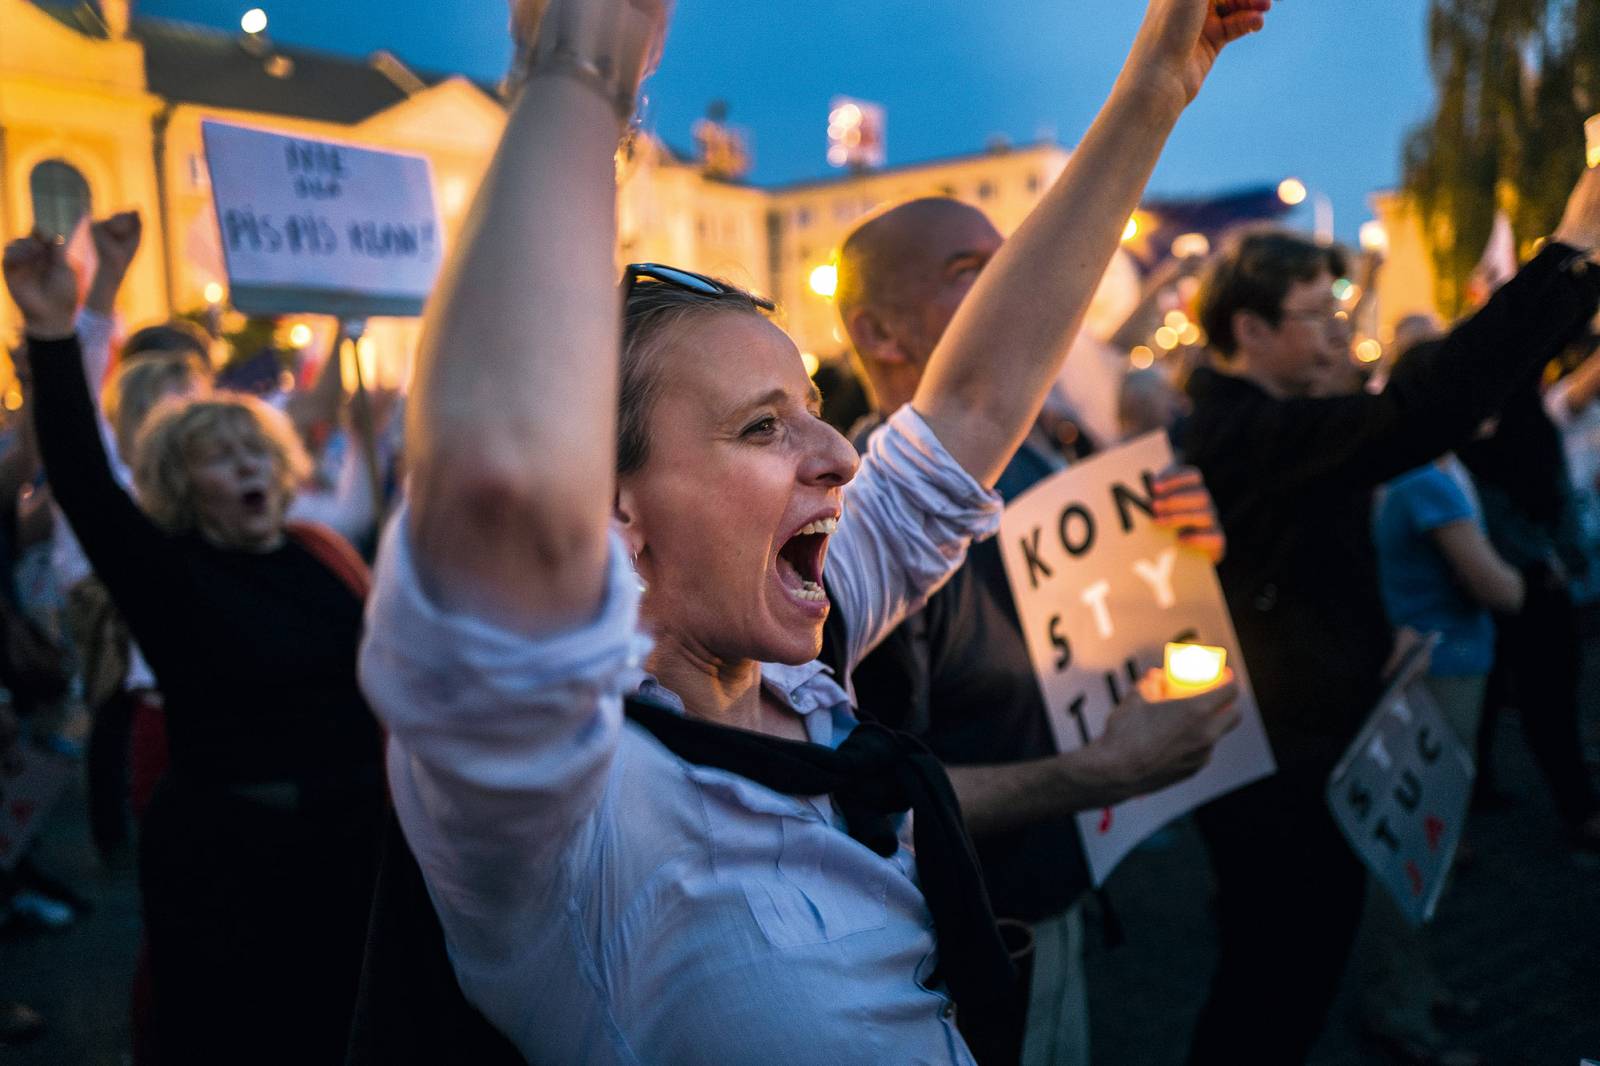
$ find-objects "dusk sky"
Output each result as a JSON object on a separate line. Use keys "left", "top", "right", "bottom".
{"left": 140, "top": 1, "right": 1439, "bottom": 242}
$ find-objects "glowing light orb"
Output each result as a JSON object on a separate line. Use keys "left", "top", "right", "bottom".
{"left": 1164, "top": 643, "right": 1227, "bottom": 694}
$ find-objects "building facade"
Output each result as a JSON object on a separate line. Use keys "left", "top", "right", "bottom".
{"left": 764, "top": 144, "right": 1069, "bottom": 360}
{"left": 1, "top": 0, "right": 1089, "bottom": 390}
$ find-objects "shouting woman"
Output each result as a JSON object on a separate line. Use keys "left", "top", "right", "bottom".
{"left": 358, "top": 0, "right": 1267, "bottom": 1061}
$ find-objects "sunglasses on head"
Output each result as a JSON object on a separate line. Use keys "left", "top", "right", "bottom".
{"left": 622, "top": 263, "right": 776, "bottom": 311}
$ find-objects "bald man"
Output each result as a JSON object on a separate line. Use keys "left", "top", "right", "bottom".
{"left": 835, "top": 198, "right": 1232, "bottom": 1066}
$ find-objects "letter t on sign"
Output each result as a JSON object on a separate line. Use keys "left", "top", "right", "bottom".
{"left": 1081, "top": 581, "right": 1113, "bottom": 639}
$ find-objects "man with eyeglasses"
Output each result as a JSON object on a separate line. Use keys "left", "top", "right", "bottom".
{"left": 1180, "top": 214, "right": 1600, "bottom": 1064}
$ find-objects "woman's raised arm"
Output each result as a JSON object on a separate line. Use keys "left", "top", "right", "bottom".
{"left": 914, "top": 0, "right": 1271, "bottom": 487}
{"left": 406, "top": 0, "right": 667, "bottom": 632}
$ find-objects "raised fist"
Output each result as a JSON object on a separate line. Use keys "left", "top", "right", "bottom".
{"left": 2, "top": 232, "right": 78, "bottom": 339}
{"left": 90, "top": 211, "right": 143, "bottom": 280}
{"left": 1130, "top": 0, "right": 1272, "bottom": 108}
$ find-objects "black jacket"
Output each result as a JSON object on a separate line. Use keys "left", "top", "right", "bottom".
{"left": 848, "top": 423, "right": 1090, "bottom": 923}
{"left": 1183, "top": 243, "right": 1600, "bottom": 771}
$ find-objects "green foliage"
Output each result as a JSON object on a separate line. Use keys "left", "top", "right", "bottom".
{"left": 1403, "top": 0, "right": 1600, "bottom": 316}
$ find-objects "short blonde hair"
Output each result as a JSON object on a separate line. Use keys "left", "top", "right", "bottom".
{"left": 103, "top": 354, "right": 212, "bottom": 462}
{"left": 133, "top": 393, "right": 311, "bottom": 533}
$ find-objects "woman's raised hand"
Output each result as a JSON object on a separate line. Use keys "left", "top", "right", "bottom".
{"left": 509, "top": 0, "right": 673, "bottom": 119}
{"left": 2, "top": 232, "right": 77, "bottom": 340}
{"left": 1127, "top": 0, "right": 1272, "bottom": 108}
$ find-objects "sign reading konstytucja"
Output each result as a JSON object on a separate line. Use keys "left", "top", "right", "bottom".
{"left": 998, "top": 431, "right": 1277, "bottom": 885}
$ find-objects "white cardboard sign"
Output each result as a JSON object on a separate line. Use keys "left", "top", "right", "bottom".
{"left": 202, "top": 120, "right": 443, "bottom": 317}
{"left": 998, "top": 432, "right": 1276, "bottom": 884}
{"left": 1327, "top": 638, "right": 1474, "bottom": 926}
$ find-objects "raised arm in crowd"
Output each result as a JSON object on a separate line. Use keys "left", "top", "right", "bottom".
{"left": 4, "top": 214, "right": 385, "bottom": 1064}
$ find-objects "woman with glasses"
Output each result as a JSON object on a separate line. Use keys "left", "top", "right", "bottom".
{"left": 357, "top": 0, "right": 1267, "bottom": 1061}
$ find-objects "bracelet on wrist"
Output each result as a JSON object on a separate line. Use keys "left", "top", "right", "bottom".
{"left": 506, "top": 0, "right": 659, "bottom": 123}
{"left": 514, "top": 49, "right": 638, "bottom": 121}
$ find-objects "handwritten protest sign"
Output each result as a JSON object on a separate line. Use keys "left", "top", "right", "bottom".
{"left": 999, "top": 431, "right": 1275, "bottom": 884}
{"left": 0, "top": 744, "right": 73, "bottom": 871}
{"left": 1327, "top": 636, "right": 1473, "bottom": 925}
{"left": 202, "top": 120, "right": 443, "bottom": 318}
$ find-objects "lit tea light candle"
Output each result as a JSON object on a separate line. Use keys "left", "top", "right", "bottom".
{"left": 1164, "top": 642, "right": 1227, "bottom": 695}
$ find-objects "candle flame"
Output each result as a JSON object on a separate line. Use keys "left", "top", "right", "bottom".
{"left": 1165, "top": 643, "right": 1227, "bottom": 689}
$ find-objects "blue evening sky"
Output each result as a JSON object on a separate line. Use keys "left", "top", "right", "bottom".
{"left": 139, "top": 1, "right": 1437, "bottom": 241}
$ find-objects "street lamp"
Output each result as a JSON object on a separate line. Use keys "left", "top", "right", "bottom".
{"left": 1278, "top": 177, "right": 1333, "bottom": 244}
{"left": 241, "top": 8, "right": 267, "bottom": 34}
{"left": 808, "top": 264, "right": 837, "bottom": 299}
{"left": 202, "top": 281, "right": 225, "bottom": 339}
{"left": 1359, "top": 220, "right": 1389, "bottom": 257}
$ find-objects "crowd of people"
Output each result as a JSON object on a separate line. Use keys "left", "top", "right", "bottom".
{"left": 0, "top": 0, "right": 1598, "bottom": 1063}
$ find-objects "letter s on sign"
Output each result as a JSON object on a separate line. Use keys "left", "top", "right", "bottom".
{"left": 1049, "top": 614, "right": 1071, "bottom": 671}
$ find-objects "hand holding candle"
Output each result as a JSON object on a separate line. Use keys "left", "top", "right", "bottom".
{"left": 1101, "top": 661, "right": 1242, "bottom": 802}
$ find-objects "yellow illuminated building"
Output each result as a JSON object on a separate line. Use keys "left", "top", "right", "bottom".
{"left": 1, "top": 0, "right": 506, "bottom": 385}
{"left": 763, "top": 143, "right": 1069, "bottom": 358}
{"left": 1, "top": 0, "right": 1073, "bottom": 382}
{"left": 616, "top": 138, "right": 1070, "bottom": 359}
{"left": 1368, "top": 190, "right": 1441, "bottom": 344}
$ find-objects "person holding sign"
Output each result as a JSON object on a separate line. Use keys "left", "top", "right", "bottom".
{"left": 3, "top": 218, "right": 385, "bottom": 1064}
{"left": 1180, "top": 165, "right": 1600, "bottom": 1064}
{"left": 835, "top": 194, "right": 1238, "bottom": 1066}
{"left": 1363, "top": 352, "right": 1523, "bottom": 1064}
{"left": 352, "top": 0, "right": 1269, "bottom": 1061}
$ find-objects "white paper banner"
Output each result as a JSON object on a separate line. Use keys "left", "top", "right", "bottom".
{"left": 998, "top": 432, "right": 1276, "bottom": 884}
{"left": 202, "top": 120, "right": 443, "bottom": 317}
{"left": 1327, "top": 638, "right": 1474, "bottom": 925}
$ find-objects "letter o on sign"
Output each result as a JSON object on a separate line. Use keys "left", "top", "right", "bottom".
{"left": 1058, "top": 504, "right": 1096, "bottom": 557}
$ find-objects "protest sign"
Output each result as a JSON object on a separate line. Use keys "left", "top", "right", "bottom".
{"left": 0, "top": 744, "right": 73, "bottom": 871}
{"left": 202, "top": 120, "right": 443, "bottom": 318}
{"left": 998, "top": 431, "right": 1276, "bottom": 884}
{"left": 1327, "top": 636, "right": 1474, "bottom": 925}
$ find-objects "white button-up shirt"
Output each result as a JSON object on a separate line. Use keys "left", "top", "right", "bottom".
{"left": 360, "top": 406, "right": 1001, "bottom": 1065}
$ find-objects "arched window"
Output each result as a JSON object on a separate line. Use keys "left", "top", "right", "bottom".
{"left": 29, "top": 160, "right": 91, "bottom": 240}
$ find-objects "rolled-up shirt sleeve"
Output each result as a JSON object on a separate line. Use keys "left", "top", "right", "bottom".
{"left": 75, "top": 308, "right": 116, "bottom": 391}
{"left": 826, "top": 404, "right": 1002, "bottom": 674}
{"left": 359, "top": 507, "right": 651, "bottom": 900}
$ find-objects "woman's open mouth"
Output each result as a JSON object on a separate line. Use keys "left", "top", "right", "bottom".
{"left": 240, "top": 489, "right": 268, "bottom": 514}
{"left": 776, "top": 516, "right": 838, "bottom": 605}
